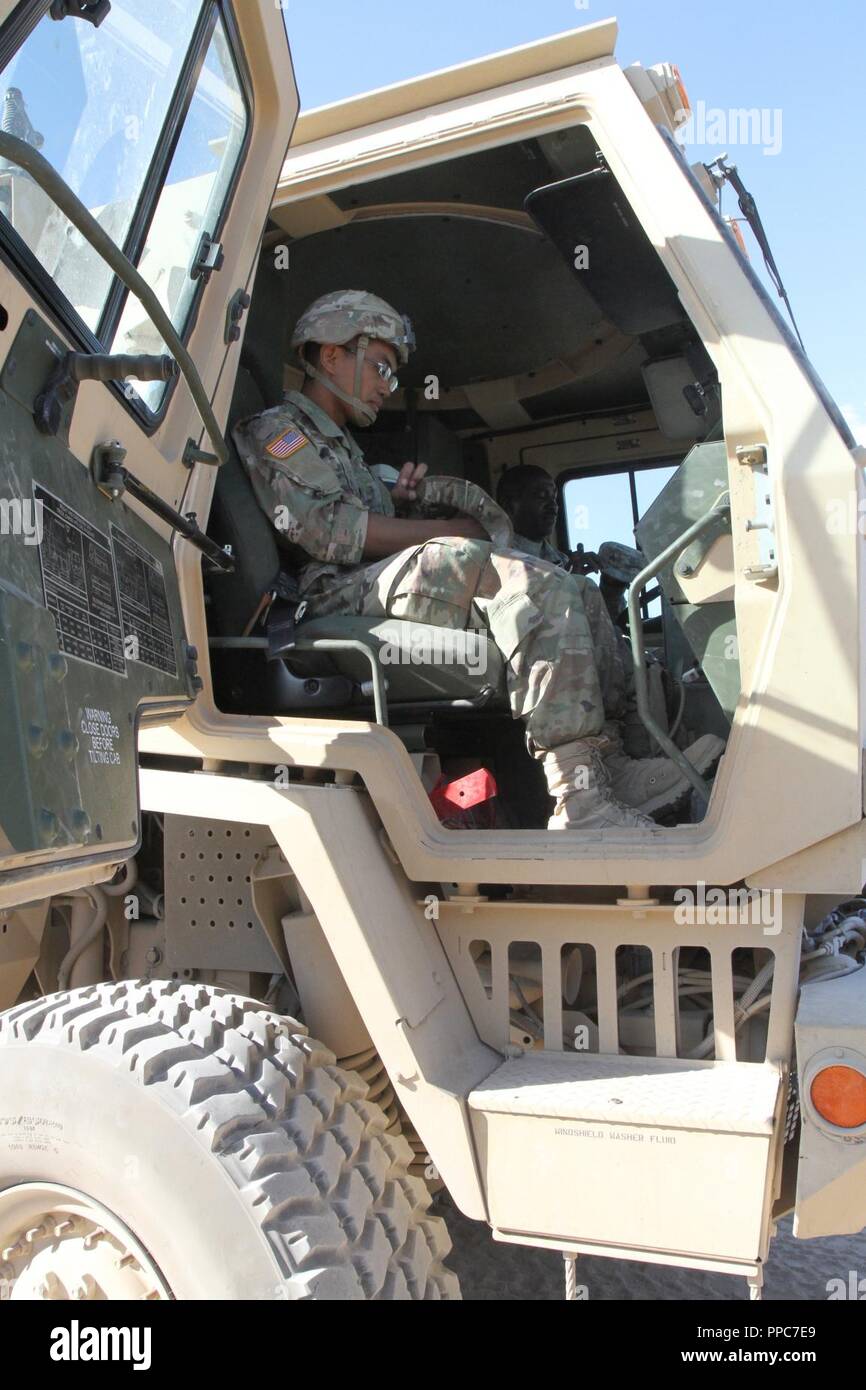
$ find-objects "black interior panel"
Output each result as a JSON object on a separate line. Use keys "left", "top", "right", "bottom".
{"left": 526, "top": 169, "right": 687, "bottom": 336}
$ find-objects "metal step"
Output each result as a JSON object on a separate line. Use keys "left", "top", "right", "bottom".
{"left": 469, "top": 1050, "right": 780, "bottom": 1132}
{"left": 468, "top": 1051, "right": 784, "bottom": 1268}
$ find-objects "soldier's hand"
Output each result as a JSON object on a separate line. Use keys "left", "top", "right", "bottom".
{"left": 569, "top": 545, "right": 601, "bottom": 575}
{"left": 391, "top": 461, "right": 428, "bottom": 502}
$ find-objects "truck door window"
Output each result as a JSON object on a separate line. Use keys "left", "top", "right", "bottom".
{"left": 565, "top": 463, "right": 678, "bottom": 553}
{"left": 634, "top": 464, "right": 677, "bottom": 518}
{"left": 565, "top": 470, "right": 634, "bottom": 556}
{"left": 108, "top": 13, "right": 247, "bottom": 411}
{"left": 565, "top": 461, "right": 678, "bottom": 619}
{"left": 0, "top": 1, "right": 204, "bottom": 333}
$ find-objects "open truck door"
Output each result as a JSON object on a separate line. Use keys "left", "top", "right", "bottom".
{"left": 0, "top": 0, "right": 297, "bottom": 900}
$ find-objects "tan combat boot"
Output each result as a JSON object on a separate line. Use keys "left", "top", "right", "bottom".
{"left": 602, "top": 721, "right": 725, "bottom": 817}
{"left": 542, "top": 738, "right": 657, "bottom": 830}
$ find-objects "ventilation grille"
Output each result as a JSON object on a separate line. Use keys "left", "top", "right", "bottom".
{"left": 163, "top": 816, "right": 283, "bottom": 972}
{"left": 436, "top": 897, "right": 801, "bottom": 1068}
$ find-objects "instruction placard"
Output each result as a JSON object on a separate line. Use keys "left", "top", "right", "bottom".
{"left": 110, "top": 524, "right": 177, "bottom": 677}
{"left": 33, "top": 484, "right": 126, "bottom": 674}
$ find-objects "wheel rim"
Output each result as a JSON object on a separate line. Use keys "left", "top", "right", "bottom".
{"left": 0, "top": 1183, "right": 171, "bottom": 1301}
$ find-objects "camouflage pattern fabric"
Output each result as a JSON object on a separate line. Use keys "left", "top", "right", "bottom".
{"left": 406, "top": 476, "right": 515, "bottom": 549}
{"left": 511, "top": 532, "right": 571, "bottom": 569}
{"left": 510, "top": 523, "right": 637, "bottom": 719}
{"left": 234, "top": 390, "right": 631, "bottom": 753}
{"left": 574, "top": 571, "right": 630, "bottom": 724}
{"left": 232, "top": 389, "right": 395, "bottom": 599}
{"left": 290, "top": 290, "right": 415, "bottom": 365}
{"left": 302, "top": 538, "right": 627, "bottom": 752}
{"left": 597, "top": 540, "right": 645, "bottom": 586}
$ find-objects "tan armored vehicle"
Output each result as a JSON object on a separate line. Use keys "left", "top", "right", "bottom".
{"left": 0, "top": 3, "right": 864, "bottom": 1301}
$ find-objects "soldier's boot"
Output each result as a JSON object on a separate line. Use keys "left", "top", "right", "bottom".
{"left": 542, "top": 738, "right": 657, "bottom": 831}
{"left": 602, "top": 721, "right": 725, "bottom": 817}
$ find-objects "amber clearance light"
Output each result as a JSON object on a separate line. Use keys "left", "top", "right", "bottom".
{"left": 671, "top": 64, "right": 691, "bottom": 120}
{"left": 810, "top": 1065, "right": 866, "bottom": 1129}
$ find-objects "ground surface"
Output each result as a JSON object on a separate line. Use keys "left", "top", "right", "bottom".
{"left": 438, "top": 1199, "right": 866, "bottom": 1301}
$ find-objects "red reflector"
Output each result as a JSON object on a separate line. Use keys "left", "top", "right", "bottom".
{"left": 810, "top": 1065, "right": 866, "bottom": 1128}
{"left": 430, "top": 768, "right": 497, "bottom": 817}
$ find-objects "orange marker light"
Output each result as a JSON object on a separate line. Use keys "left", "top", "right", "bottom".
{"left": 671, "top": 64, "right": 691, "bottom": 119}
{"left": 810, "top": 1065, "right": 866, "bottom": 1129}
{"left": 725, "top": 218, "right": 750, "bottom": 259}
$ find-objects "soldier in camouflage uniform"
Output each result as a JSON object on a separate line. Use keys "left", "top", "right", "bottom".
{"left": 233, "top": 290, "right": 722, "bottom": 829}
{"left": 496, "top": 463, "right": 580, "bottom": 571}
{"left": 493, "top": 463, "right": 723, "bottom": 791}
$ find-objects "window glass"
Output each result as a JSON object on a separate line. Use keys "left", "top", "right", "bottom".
{"left": 565, "top": 470, "right": 634, "bottom": 554}
{"left": 564, "top": 461, "right": 681, "bottom": 621}
{"left": 634, "top": 465, "right": 678, "bottom": 618}
{"left": 634, "top": 464, "right": 677, "bottom": 518}
{"left": 565, "top": 462, "right": 680, "bottom": 553}
{"left": 110, "top": 15, "right": 247, "bottom": 410}
{"left": 0, "top": 1, "right": 204, "bottom": 331}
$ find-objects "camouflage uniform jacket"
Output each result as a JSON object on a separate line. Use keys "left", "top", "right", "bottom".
{"left": 233, "top": 390, "right": 515, "bottom": 602}
{"left": 232, "top": 389, "right": 395, "bottom": 600}
{"left": 512, "top": 533, "right": 571, "bottom": 569}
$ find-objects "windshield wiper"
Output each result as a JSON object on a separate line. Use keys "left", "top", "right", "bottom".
{"left": 706, "top": 155, "right": 806, "bottom": 355}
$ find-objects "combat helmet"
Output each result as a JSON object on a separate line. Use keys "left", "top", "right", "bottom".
{"left": 290, "top": 289, "right": 415, "bottom": 427}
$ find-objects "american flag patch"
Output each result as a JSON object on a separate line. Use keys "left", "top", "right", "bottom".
{"left": 265, "top": 427, "right": 308, "bottom": 460}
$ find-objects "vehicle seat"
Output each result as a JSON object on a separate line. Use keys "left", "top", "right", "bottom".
{"left": 206, "top": 366, "right": 506, "bottom": 718}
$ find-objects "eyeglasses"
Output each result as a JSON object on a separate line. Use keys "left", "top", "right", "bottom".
{"left": 344, "top": 346, "right": 399, "bottom": 393}
{"left": 365, "top": 354, "right": 399, "bottom": 393}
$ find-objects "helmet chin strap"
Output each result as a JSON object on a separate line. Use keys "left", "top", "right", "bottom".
{"left": 301, "top": 336, "right": 376, "bottom": 428}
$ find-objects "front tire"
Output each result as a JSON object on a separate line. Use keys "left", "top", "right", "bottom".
{"left": 0, "top": 980, "right": 459, "bottom": 1300}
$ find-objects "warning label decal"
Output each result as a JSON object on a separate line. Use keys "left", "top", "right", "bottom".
{"left": 110, "top": 525, "right": 177, "bottom": 677}
{"left": 33, "top": 484, "right": 126, "bottom": 674}
{"left": 79, "top": 706, "right": 122, "bottom": 766}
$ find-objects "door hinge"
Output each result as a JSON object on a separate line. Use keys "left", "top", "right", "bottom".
{"left": 225, "top": 288, "right": 251, "bottom": 344}
{"left": 191, "top": 231, "right": 224, "bottom": 282}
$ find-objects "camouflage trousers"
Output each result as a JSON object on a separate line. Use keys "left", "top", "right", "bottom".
{"left": 303, "top": 537, "right": 631, "bottom": 754}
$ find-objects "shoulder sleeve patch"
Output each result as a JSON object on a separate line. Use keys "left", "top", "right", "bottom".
{"left": 264, "top": 426, "right": 310, "bottom": 460}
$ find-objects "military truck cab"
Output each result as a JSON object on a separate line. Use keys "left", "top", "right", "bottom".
{"left": 0, "top": 4, "right": 864, "bottom": 1302}
{"left": 204, "top": 29, "right": 740, "bottom": 832}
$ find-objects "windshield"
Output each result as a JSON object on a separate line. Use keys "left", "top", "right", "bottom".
{"left": 0, "top": 1, "right": 205, "bottom": 333}
{"left": 108, "top": 13, "right": 246, "bottom": 410}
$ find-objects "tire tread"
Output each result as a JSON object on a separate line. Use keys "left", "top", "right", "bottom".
{"left": 0, "top": 980, "right": 460, "bottom": 1301}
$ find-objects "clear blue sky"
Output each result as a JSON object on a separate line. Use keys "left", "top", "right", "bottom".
{"left": 285, "top": 0, "right": 865, "bottom": 445}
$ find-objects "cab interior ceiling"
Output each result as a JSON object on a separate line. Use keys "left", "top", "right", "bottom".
{"left": 241, "top": 122, "right": 720, "bottom": 464}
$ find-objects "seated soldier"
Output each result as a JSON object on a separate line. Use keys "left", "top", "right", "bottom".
{"left": 495, "top": 466, "right": 650, "bottom": 628}
{"left": 497, "top": 463, "right": 720, "bottom": 771}
{"left": 232, "top": 290, "right": 722, "bottom": 831}
{"left": 496, "top": 463, "right": 599, "bottom": 575}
